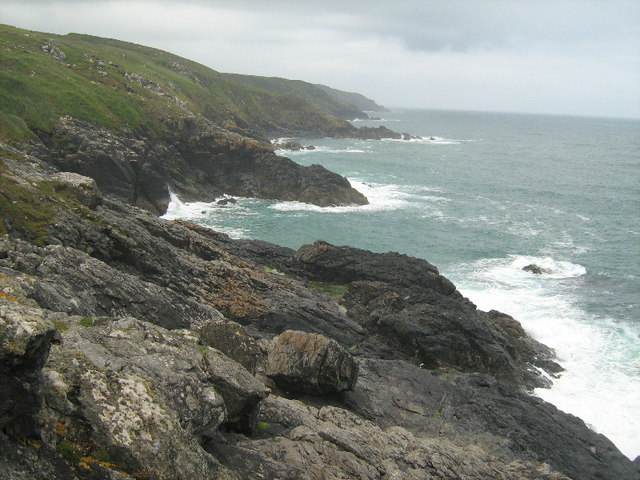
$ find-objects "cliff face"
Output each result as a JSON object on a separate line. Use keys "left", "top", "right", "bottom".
{"left": 1, "top": 147, "right": 638, "bottom": 480}
{"left": 29, "top": 115, "right": 367, "bottom": 215}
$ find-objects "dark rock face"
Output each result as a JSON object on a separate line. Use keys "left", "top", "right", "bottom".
{"left": 0, "top": 296, "right": 56, "bottom": 437}
{"left": 340, "top": 125, "right": 419, "bottom": 140}
{"left": 295, "top": 240, "right": 458, "bottom": 297}
{"left": 1, "top": 156, "right": 638, "bottom": 480}
{"left": 294, "top": 241, "right": 553, "bottom": 387}
{"left": 264, "top": 330, "right": 359, "bottom": 395}
{"left": 35, "top": 116, "right": 367, "bottom": 215}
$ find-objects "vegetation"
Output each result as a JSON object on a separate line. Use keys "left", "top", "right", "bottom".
{"left": 0, "top": 23, "right": 353, "bottom": 142}
{"left": 225, "top": 73, "right": 366, "bottom": 119}
{"left": 78, "top": 317, "right": 93, "bottom": 327}
{"left": 310, "top": 281, "right": 348, "bottom": 299}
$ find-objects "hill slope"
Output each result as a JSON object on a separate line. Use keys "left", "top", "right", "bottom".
{"left": 0, "top": 24, "right": 370, "bottom": 213}
{"left": 0, "top": 24, "right": 354, "bottom": 142}
{"left": 315, "top": 83, "right": 388, "bottom": 112}
{"left": 225, "top": 73, "right": 374, "bottom": 120}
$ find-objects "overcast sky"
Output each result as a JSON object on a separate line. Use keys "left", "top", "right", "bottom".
{"left": 1, "top": 0, "right": 639, "bottom": 118}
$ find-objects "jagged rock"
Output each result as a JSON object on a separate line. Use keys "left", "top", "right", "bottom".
{"left": 201, "top": 346, "right": 270, "bottom": 432}
{"left": 216, "top": 197, "right": 237, "bottom": 205}
{"left": 523, "top": 264, "right": 552, "bottom": 274}
{"left": 39, "top": 116, "right": 367, "bottom": 215}
{"left": 2, "top": 240, "right": 220, "bottom": 330}
{"left": 41, "top": 316, "right": 240, "bottom": 479}
{"left": 1, "top": 155, "right": 637, "bottom": 480}
{"left": 50, "top": 172, "right": 103, "bottom": 209}
{"left": 264, "top": 330, "right": 359, "bottom": 395}
{"left": 345, "top": 358, "right": 638, "bottom": 480}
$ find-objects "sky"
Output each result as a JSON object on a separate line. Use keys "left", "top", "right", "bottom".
{"left": 1, "top": 0, "right": 639, "bottom": 119}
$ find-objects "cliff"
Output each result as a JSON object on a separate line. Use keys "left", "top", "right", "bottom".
{"left": 0, "top": 24, "right": 371, "bottom": 214}
{"left": 1, "top": 144, "right": 638, "bottom": 480}
{"left": 315, "top": 83, "right": 389, "bottom": 113}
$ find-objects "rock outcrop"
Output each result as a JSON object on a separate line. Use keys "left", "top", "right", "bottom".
{"left": 32, "top": 116, "right": 367, "bottom": 215}
{"left": 1, "top": 152, "right": 638, "bottom": 480}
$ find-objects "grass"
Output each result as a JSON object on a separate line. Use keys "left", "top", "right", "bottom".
{"left": 0, "top": 23, "right": 352, "bottom": 142}
{"left": 0, "top": 161, "right": 93, "bottom": 245}
{"left": 263, "top": 264, "right": 286, "bottom": 276}
{"left": 310, "top": 281, "right": 348, "bottom": 299}
{"left": 0, "top": 169, "right": 56, "bottom": 245}
{"left": 78, "top": 317, "right": 93, "bottom": 327}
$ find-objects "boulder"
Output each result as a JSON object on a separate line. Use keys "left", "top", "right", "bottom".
{"left": 50, "top": 172, "right": 103, "bottom": 209}
{"left": 264, "top": 330, "right": 358, "bottom": 395}
{"left": 41, "top": 316, "right": 240, "bottom": 479}
{"left": 197, "top": 318, "right": 263, "bottom": 373}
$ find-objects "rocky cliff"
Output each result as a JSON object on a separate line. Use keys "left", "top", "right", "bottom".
{"left": 1, "top": 24, "right": 424, "bottom": 214}
{"left": 1, "top": 144, "right": 638, "bottom": 480}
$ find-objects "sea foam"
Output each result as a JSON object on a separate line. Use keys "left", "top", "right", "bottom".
{"left": 448, "top": 254, "right": 639, "bottom": 460}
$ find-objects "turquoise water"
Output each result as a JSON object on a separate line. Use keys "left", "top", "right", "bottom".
{"left": 164, "top": 109, "right": 640, "bottom": 459}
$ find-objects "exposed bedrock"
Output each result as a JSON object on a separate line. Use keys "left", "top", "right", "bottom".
{"left": 0, "top": 161, "right": 637, "bottom": 480}
{"left": 32, "top": 116, "right": 367, "bottom": 215}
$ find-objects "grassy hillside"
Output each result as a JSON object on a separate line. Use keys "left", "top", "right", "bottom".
{"left": 225, "top": 73, "right": 367, "bottom": 120}
{"left": 315, "top": 83, "right": 388, "bottom": 112}
{"left": 0, "top": 24, "right": 350, "bottom": 141}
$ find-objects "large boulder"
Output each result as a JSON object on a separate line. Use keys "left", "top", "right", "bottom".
{"left": 264, "top": 330, "right": 359, "bottom": 395}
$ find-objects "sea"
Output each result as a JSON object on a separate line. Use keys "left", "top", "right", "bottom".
{"left": 163, "top": 109, "right": 640, "bottom": 460}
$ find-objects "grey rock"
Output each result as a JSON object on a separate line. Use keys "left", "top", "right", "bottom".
{"left": 264, "top": 330, "right": 359, "bottom": 395}
{"left": 295, "top": 240, "right": 459, "bottom": 297}
{"left": 344, "top": 358, "right": 639, "bottom": 480}
{"left": 50, "top": 172, "right": 103, "bottom": 209}
{"left": 39, "top": 116, "right": 367, "bottom": 215}
{"left": 211, "top": 395, "right": 573, "bottom": 480}
{"left": 197, "top": 318, "right": 263, "bottom": 373}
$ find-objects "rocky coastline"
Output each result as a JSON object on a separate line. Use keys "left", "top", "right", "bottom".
{"left": 1, "top": 145, "right": 638, "bottom": 480}
{"left": 1, "top": 24, "right": 638, "bottom": 480}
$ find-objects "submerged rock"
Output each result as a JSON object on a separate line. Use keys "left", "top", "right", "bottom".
{"left": 523, "top": 264, "right": 552, "bottom": 274}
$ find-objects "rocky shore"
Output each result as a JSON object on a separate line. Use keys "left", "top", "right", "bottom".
{"left": 1, "top": 144, "right": 638, "bottom": 480}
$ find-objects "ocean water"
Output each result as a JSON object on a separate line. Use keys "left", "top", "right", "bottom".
{"left": 163, "top": 109, "right": 640, "bottom": 459}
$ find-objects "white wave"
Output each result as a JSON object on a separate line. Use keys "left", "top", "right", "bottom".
{"left": 270, "top": 137, "right": 295, "bottom": 144}
{"left": 161, "top": 191, "right": 251, "bottom": 238}
{"left": 380, "top": 135, "right": 481, "bottom": 145}
{"left": 269, "top": 180, "right": 413, "bottom": 214}
{"left": 447, "top": 255, "right": 640, "bottom": 459}
{"left": 351, "top": 117, "right": 400, "bottom": 122}
{"left": 283, "top": 145, "right": 370, "bottom": 155}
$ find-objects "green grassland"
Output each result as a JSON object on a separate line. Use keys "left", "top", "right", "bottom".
{"left": 0, "top": 24, "right": 351, "bottom": 142}
{"left": 225, "top": 73, "right": 365, "bottom": 120}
